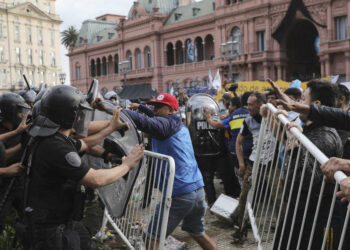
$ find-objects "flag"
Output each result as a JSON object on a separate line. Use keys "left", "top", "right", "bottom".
{"left": 212, "top": 69, "right": 221, "bottom": 90}
{"left": 208, "top": 69, "right": 213, "bottom": 88}
{"left": 330, "top": 75, "right": 339, "bottom": 84}
{"left": 289, "top": 79, "right": 301, "bottom": 89}
{"left": 169, "top": 86, "right": 174, "bottom": 95}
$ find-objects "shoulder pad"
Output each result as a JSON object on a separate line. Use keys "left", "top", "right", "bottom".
{"left": 65, "top": 152, "right": 81, "bottom": 168}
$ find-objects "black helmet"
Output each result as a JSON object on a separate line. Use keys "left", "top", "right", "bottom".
{"left": 0, "top": 92, "right": 31, "bottom": 127}
{"left": 17, "top": 89, "right": 37, "bottom": 106}
{"left": 31, "top": 85, "right": 93, "bottom": 137}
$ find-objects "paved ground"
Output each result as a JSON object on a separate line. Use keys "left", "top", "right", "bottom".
{"left": 171, "top": 177, "right": 260, "bottom": 250}
{"left": 91, "top": 177, "right": 265, "bottom": 249}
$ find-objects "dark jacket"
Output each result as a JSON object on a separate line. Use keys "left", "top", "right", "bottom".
{"left": 308, "top": 104, "right": 350, "bottom": 131}
{"left": 308, "top": 104, "right": 350, "bottom": 158}
{"left": 278, "top": 123, "right": 344, "bottom": 250}
{"left": 286, "top": 123, "right": 342, "bottom": 199}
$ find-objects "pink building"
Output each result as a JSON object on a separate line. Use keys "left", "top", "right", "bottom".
{"left": 68, "top": 0, "right": 350, "bottom": 93}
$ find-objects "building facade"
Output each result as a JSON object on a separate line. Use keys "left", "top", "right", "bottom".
{"left": 0, "top": 0, "right": 62, "bottom": 92}
{"left": 69, "top": 0, "right": 350, "bottom": 93}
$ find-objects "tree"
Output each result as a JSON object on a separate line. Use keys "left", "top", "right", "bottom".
{"left": 61, "top": 26, "right": 78, "bottom": 49}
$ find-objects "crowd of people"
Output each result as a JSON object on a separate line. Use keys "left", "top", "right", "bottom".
{"left": 0, "top": 76, "right": 350, "bottom": 249}
{"left": 172, "top": 78, "right": 350, "bottom": 248}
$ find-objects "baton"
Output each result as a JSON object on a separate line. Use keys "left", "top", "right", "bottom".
{"left": 0, "top": 138, "right": 33, "bottom": 214}
{"left": 22, "top": 74, "right": 31, "bottom": 90}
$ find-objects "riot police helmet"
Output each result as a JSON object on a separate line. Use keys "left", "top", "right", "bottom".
{"left": 30, "top": 85, "right": 93, "bottom": 137}
{"left": 17, "top": 89, "right": 37, "bottom": 107}
{"left": 0, "top": 92, "right": 31, "bottom": 127}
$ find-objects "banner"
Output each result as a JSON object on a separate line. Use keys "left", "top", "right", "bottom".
{"left": 235, "top": 80, "right": 308, "bottom": 95}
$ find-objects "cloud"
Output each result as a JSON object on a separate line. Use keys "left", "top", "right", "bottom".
{"left": 56, "top": 0, "right": 134, "bottom": 85}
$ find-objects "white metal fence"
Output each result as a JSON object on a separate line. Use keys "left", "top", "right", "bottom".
{"left": 96, "top": 150, "right": 175, "bottom": 250}
{"left": 246, "top": 103, "right": 350, "bottom": 250}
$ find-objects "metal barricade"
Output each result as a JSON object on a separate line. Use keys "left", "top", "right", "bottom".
{"left": 96, "top": 150, "right": 175, "bottom": 250}
{"left": 246, "top": 103, "right": 349, "bottom": 250}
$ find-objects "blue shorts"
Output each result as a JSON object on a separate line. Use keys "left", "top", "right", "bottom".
{"left": 147, "top": 187, "right": 207, "bottom": 239}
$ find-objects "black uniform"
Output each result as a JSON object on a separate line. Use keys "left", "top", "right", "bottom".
{"left": 25, "top": 132, "right": 95, "bottom": 250}
{"left": 188, "top": 122, "right": 225, "bottom": 205}
{"left": 0, "top": 124, "right": 24, "bottom": 231}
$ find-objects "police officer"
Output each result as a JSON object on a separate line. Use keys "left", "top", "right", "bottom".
{"left": 186, "top": 94, "right": 226, "bottom": 206}
{"left": 0, "top": 93, "right": 31, "bottom": 232}
{"left": 20, "top": 85, "right": 144, "bottom": 250}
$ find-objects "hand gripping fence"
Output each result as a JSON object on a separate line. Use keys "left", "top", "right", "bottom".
{"left": 245, "top": 103, "right": 349, "bottom": 250}
{"left": 96, "top": 150, "right": 175, "bottom": 250}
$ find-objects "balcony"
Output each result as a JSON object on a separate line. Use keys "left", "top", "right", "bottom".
{"left": 163, "top": 60, "right": 215, "bottom": 75}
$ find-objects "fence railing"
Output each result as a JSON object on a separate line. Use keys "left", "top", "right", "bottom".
{"left": 246, "top": 103, "right": 350, "bottom": 250}
{"left": 96, "top": 150, "right": 175, "bottom": 250}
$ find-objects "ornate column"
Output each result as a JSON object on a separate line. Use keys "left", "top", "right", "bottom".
{"left": 202, "top": 41, "right": 206, "bottom": 61}
{"left": 183, "top": 45, "right": 186, "bottom": 64}
{"left": 263, "top": 61, "right": 269, "bottom": 79}
{"left": 277, "top": 64, "right": 282, "bottom": 80}
{"left": 346, "top": 52, "right": 350, "bottom": 81}
{"left": 324, "top": 54, "right": 330, "bottom": 76}
{"left": 248, "top": 63, "right": 253, "bottom": 81}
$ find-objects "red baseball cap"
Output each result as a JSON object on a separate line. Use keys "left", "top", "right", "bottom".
{"left": 147, "top": 93, "right": 179, "bottom": 111}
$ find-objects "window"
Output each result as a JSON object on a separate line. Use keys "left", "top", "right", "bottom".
{"left": 192, "top": 8, "right": 200, "bottom": 16}
{"left": 335, "top": 16, "right": 347, "bottom": 40}
{"left": 75, "top": 66, "right": 81, "bottom": 80}
{"left": 47, "top": 2, "right": 51, "bottom": 13}
{"left": 29, "top": 71, "right": 34, "bottom": 85}
{"left": 0, "top": 24, "right": 3, "bottom": 39}
{"left": 1, "top": 69, "right": 6, "bottom": 86}
{"left": 0, "top": 46, "right": 3, "bottom": 61}
{"left": 26, "top": 27, "right": 32, "bottom": 42}
{"left": 108, "top": 32, "right": 114, "bottom": 39}
{"left": 16, "top": 47, "right": 21, "bottom": 63}
{"left": 231, "top": 27, "right": 242, "bottom": 54}
{"left": 136, "top": 50, "right": 142, "bottom": 69}
{"left": 51, "top": 52, "right": 55, "bottom": 66}
{"left": 97, "top": 36, "right": 103, "bottom": 42}
{"left": 50, "top": 32, "right": 54, "bottom": 46}
{"left": 175, "top": 13, "right": 182, "bottom": 21}
{"left": 40, "top": 71, "right": 45, "bottom": 83}
{"left": 28, "top": 49, "right": 32, "bottom": 64}
{"left": 39, "top": 50, "right": 43, "bottom": 65}
{"left": 257, "top": 30, "right": 266, "bottom": 51}
{"left": 38, "top": 30, "right": 43, "bottom": 45}
{"left": 15, "top": 26, "right": 20, "bottom": 41}
{"left": 17, "top": 69, "right": 23, "bottom": 84}
{"left": 146, "top": 48, "right": 151, "bottom": 68}
{"left": 52, "top": 72, "right": 56, "bottom": 85}
{"left": 127, "top": 52, "right": 133, "bottom": 70}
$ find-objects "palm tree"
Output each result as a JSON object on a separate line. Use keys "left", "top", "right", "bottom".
{"left": 61, "top": 26, "right": 78, "bottom": 49}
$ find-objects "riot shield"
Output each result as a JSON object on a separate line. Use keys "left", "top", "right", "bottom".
{"left": 82, "top": 99, "right": 143, "bottom": 218}
{"left": 186, "top": 94, "right": 224, "bottom": 156}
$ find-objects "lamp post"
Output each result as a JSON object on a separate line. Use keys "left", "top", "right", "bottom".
{"left": 59, "top": 73, "right": 66, "bottom": 85}
{"left": 221, "top": 41, "right": 239, "bottom": 83}
{"left": 118, "top": 60, "right": 130, "bottom": 86}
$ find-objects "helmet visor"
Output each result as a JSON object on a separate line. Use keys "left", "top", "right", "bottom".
{"left": 72, "top": 105, "right": 93, "bottom": 137}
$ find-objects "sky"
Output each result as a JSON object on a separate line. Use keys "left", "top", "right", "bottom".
{"left": 55, "top": 0, "right": 135, "bottom": 84}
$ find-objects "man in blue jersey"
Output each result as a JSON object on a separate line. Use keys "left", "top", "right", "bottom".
{"left": 204, "top": 95, "right": 252, "bottom": 197}
{"left": 126, "top": 93, "right": 217, "bottom": 250}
